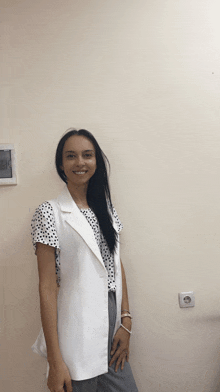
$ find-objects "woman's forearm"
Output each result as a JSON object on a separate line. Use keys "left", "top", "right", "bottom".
{"left": 39, "top": 284, "right": 63, "bottom": 365}
{"left": 120, "top": 260, "right": 132, "bottom": 330}
{"left": 36, "top": 243, "right": 63, "bottom": 366}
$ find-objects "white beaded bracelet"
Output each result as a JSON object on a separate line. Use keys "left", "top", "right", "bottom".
{"left": 120, "top": 323, "right": 132, "bottom": 334}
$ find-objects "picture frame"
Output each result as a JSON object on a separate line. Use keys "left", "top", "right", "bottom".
{"left": 0, "top": 144, "right": 17, "bottom": 185}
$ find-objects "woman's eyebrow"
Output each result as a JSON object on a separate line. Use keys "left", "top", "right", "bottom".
{"left": 64, "top": 149, "right": 95, "bottom": 154}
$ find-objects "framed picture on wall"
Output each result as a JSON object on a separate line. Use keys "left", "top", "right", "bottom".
{"left": 0, "top": 144, "right": 17, "bottom": 185}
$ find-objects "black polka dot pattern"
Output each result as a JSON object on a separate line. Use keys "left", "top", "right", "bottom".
{"left": 31, "top": 202, "right": 61, "bottom": 286}
{"left": 80, "top": 207, "right": 123, "bottom": 292}
{"left": 31, "top": 202, "right": 123, "bottom": 291}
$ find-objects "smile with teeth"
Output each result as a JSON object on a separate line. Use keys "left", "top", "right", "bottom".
{"left": 73, "top": 171, "right": 87, "bottom": 175}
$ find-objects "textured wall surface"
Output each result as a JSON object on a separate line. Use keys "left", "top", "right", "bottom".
{"left": 1, "top": 0, "right": 220, "bottom": 391}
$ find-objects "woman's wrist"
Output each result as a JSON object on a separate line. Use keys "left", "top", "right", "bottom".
{"left": 120, "top": 323, "right": 132, "bottom": 334}
{"left": 121, "top": 317, "right": 132, "bottom": 328}
{"left": 47, "top": 351, "right": 64, "bottom": 366}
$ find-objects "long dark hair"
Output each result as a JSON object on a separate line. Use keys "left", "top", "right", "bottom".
{"left": 55, "top": 129, "right": 117, "bottom": 254}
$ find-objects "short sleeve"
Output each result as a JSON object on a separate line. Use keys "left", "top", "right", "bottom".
{"left": 112, "top": 207, "right": 123, "bottom": 233}
{"left": 31, "top": 202, "right": 61, "bottom": 286}
{"left": 31, "top": 202, "right": 60, "bottom": 252}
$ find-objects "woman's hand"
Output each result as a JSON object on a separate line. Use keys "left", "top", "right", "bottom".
{"left": 47, "top": 360, "right": 72, "bottom": 392}
{"left": 109, "top": 324, "right": 131, "bottom": 372}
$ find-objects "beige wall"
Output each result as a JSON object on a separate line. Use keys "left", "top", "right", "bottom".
{"left": 1, "top": 0, "right": 220, "bottom": 391}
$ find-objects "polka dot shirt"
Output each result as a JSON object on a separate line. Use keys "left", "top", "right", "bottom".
{"left": 31, "top": 202, "right": 123, "bottom": 291}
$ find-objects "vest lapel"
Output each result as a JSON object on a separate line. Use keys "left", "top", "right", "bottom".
{"left": 57, "top": 186, "right": 105, "bottom": 268}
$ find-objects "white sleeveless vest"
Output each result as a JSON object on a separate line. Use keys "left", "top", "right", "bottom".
{"left": 31, "top": 186, "right": 122, "bottom": 381}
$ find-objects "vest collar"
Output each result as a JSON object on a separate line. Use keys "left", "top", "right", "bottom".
{"left": 56, "top": 185, "right": 106, "bottom": 269}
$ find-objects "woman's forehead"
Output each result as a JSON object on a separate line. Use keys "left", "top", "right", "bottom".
{"left": 63, "top": 135, "right": 95, "bottom": 151}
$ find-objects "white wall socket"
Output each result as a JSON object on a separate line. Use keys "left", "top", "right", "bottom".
{"left": 179, "top": 291, "right": 195, "bottom": 308}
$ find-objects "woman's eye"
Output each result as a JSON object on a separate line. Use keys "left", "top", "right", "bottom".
{"left": 67, "top": 154, "right": 76, "bottom": 159}
{"left": 84, "top": 154, "right": 93, "bottom": 158}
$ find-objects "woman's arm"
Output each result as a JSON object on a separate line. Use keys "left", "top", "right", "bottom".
{"left": 36, "top": 242, "right": 72, "bottom": 392}
{"left": 120, "top": 260, "right": 132, "bottom": 333}
{"left": 109, "top": 260, "right": 132, "bottom": 372}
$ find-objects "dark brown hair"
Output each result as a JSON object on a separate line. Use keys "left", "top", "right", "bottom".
{"left": 55, "top": 129, "right": 117, "bottom": 254}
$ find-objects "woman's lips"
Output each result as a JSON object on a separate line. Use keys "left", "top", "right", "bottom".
{"left": 73, "top": 171, "right": 87, "bottom": 175}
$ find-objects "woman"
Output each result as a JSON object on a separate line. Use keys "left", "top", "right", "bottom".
{"left": 31, "top": 129, "right": 138, "bottom": 392}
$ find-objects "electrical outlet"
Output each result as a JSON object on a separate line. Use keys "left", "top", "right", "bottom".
{"left": 179, "top": 291, "right": 195, "bottom": 308}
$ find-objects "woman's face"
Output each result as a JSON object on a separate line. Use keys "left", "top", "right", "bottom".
{"left": 61, "top": 135, "right": 97, "bottom": 188}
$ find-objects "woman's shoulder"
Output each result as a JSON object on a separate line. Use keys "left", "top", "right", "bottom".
{"left": 31, "top": 201, "right": 57, "bottom": 231}
{"left": 31, "top": 201, "right": 60, "bottom": 254}
{"left": 32, "top": 201, "right": 54, "bottom": 218}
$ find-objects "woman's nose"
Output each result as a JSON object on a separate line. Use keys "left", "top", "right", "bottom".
{"left": 75, "top": 155, "right": 85, "bottom": 166}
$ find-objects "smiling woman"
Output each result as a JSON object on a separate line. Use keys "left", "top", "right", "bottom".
{"left": 60, "top": 135, "right": 97, "bottom": 202}
{"left": 31, "top": 129, "right": 138, "bottom": 392}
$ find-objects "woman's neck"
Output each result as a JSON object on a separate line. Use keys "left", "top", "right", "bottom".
{"left": 67, "top": 183, "right": 89, "bottom": 209}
